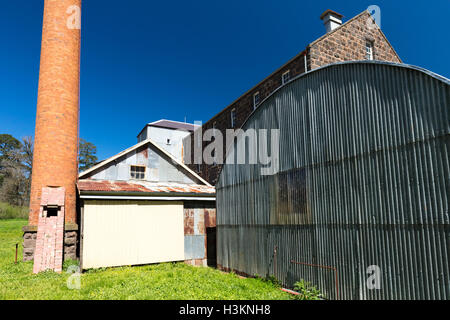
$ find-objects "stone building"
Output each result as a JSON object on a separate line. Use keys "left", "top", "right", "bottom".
{"left": 183, "top": 9, "right": 402, "bottom": 185}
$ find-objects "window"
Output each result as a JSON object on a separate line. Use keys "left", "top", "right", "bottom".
{"left": 212, "top": 148, "right": 217, "bottom": 165}
{"left": 46, "top": 207, "right": 59, "bottom": 217}
{"left": 253, "top": 92, "right": 260, "bottom": 110}
{"left": 274, "top": 168, "right": 309, "bottom": 224}
{"left": 366, "top": 41, "right": 374, "bottom": 60}
{"left": 282, "top": 70, "right": 291, "bottom": 85}
{"left": 167, "top": 139, "right": 171, "bottom": 145}
{"left": 231, "top": 109, "right": 236, "bottom": 128}
{"left": 212, "top": 122, "right": 217, "bottom": 165}
{"left": 130, "top": 165, "right": 146, "bottom": 180}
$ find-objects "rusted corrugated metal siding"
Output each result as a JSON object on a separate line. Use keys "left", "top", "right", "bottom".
{"left": 184, "top": 203, "right": 217, "bottom": 266}
{"left": 216, "top": 61, "right": 449, "bottom": 300}
{"left": 78, "top": 180, "right": 215, "bottom": 194}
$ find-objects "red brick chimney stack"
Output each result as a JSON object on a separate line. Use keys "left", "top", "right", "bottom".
{"left": 29, "top": 0, "right": 81, "bottom": 227}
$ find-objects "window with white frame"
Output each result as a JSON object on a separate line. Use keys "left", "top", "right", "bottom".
{"left": 130, "top": 165, "right": 146, "bottom": 180}
{"left": 282, "top": 70, "right": 291, "bottom": 85}
{"left": 253, "top": 92, "right": 260, "bottom": 110}
{"left": 231, "top": 109, "right": 237, "bottom": 128}
{"left": 366, "top": 41, "right": 374, "bottom": 60}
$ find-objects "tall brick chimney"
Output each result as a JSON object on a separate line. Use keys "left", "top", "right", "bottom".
{"left": 24, "top": 0, "right": 81, "bottom": 265}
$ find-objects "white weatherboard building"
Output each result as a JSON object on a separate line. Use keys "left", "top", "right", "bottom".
{"left": 78, "top": 120, "right": 216, "bottom": 270}
{"left": 137, "top": 119, "right": 199, "bottom": 162}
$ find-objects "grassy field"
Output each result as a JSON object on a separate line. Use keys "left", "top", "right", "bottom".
{"left": 0, "top": 202, "right": 28, "bottom": 220}
{"left": 0, "top": 219, "right": 292, "bottom": 300}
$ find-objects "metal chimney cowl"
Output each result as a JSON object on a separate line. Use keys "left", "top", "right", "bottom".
{"left": 320, "top": 9, "right": 344, "bottom": 33}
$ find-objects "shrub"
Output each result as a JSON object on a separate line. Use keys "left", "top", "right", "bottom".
{"left": 0, "top": 202, "right": 28, "bottom": 219}
{"left": 63, "top": 259, "right": 80, "bottom": 271}
{"left": 252, "top": 274, "right": 282, "bottom": 288}
{"left": 293, "top": 280, "right": 323, "bottom": 300}
{"left": 264, "top": 275, "right": 282, "bottom": 287}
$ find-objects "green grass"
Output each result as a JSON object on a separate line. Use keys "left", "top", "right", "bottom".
{"left": 0, "top": 219, "right": 292, "bottom": 300}
{"left": 0, "top": 202, "right": 28, "bottom": 220}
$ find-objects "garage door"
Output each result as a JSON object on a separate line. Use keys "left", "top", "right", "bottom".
{"left": 81, "top": 200, "right": 184, "bottom": 269}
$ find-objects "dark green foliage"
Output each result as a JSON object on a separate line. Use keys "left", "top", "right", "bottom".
{"left": 265, "top": 275, "right": 282, "bottom": 287}
{"left": 0, "top": 135, "right": 30, "bottom": 206}
{"left": 253, "top": 274, "right": 282, "bottom": 288}
{"left": 0, "top": 134, "right": 22, "bottom": 164}
{"left": 0, "top": 134, "right": 99, "bottom": 207}
{"left": 293, "top": 280, "right": 323, "bottom": 300}
{"left": 78, "top": 139, "right": 98, "bottom": 172}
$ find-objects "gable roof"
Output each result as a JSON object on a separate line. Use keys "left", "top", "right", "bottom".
{"left": 137, "top": 119, "right": 199, "bottom": 139}
{"left": 78, "top": 138, "right": 212, "bottom": 187}
{"left": 197, "top": 10, "right": 401, "bottom": 129}
{"left": 309, "top": 10, "right": 401, "bottom": 62}
{"left": 149, "top": 119, "right": 199, "bottom": 132}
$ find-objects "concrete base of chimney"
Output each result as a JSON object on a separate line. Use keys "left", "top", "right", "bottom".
{"left": 22, "top": 224, "right": 79, "bottom": 262}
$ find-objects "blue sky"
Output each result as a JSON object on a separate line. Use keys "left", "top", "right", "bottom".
{"left": 0, "top": 0, "right": 449, "bottom": 160}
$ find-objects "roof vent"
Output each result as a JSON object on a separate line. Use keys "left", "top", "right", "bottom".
{"left": 320, "top": 10, "right": 344, "bottom": 33}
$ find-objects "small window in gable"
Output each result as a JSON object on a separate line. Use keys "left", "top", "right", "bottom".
{"left": 130, "top": 165, "right": 146, "bottom": 180}
{"left": 212, "top": 122, "right": 217, "bottom": 165}
{"left": 253, "top": 92, "right": 260, "bottom": 110}
{"left": 231, "top": 108, "right": 237, "bottom": 128}
{"left": 366, "top": 40, "right": 374, "bottom": 60}
{"left": 282, "top": 70, "right": 291, "bottom": 85}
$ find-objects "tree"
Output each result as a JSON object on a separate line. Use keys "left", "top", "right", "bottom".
{"left": 79, "top": 139, "right": 98, "bottom": 172}
{"left": 0, "top": 134, "right": 22, "bottom": 166}
{"left": 20, "top": 136, "right": 34, "bottom": 204}
{"left": 0, "top": 134, "right": 26, "bottom": 206}
{"left": 21, "top": 136, "right": 33, "bottom": 178}
{"left": 0, "top": 135, "right": 99, "bottom": 205}
{"left": 0, "top": 134, "right": 22, "bottom": 189}
{"left": 0, "top": 164, "right": 28, "bottom": 206}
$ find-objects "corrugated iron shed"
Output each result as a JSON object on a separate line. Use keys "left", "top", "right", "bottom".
{"left": 216, "top": 61, "right": 450, "bottom": 300}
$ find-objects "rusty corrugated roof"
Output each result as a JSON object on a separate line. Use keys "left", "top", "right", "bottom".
{"left": 78, "top": 179, "right": 215, "bottom": 194}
